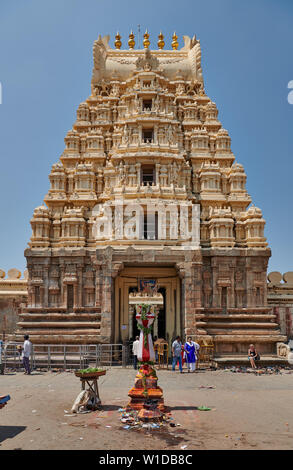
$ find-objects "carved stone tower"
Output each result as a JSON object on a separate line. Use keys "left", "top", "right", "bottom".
{"left": 16, "top": 32, "right": 286, "bottom": 355}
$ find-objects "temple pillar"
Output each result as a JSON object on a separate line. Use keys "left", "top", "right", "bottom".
{"left": 100, "top": 264, "right": 113, "bottom": 341}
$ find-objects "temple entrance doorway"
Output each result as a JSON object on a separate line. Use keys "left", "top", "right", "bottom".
{"left": 114, "top": 266, "right": 181, "bottom": 347}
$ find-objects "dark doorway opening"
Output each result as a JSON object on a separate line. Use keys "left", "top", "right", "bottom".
{"left": 142, "top": 128, "right": 154, "bottom": 143}
{"left": 129, "top": 287, "right": 140, "bottom": 340}
{"left": 67, "top": 284, "right": 74, "bottom": 310}
{"left": 157, "top": 287, "right": 166, "bottom": 339}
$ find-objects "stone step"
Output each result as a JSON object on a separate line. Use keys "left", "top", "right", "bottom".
{"left": 203, "top": 308, "right": 272, "bottom": 313}
{"left": 213, "top": 355, "right": 289, "bottom": 366}
{"left": 204, "top": 314, "right": 277, "bottom": 321}
{"left": 19, "top": 313, "right": 101, "bottom": 321}
{"left": 17, "top": 321, "right": 101, "bottom": 329}
{"left": 206, "top": 322, "right": 279, "bottom": 329}
{"left": 13, "top": 334, "right": 102, "bottom": 344}
{"left": 207, "top": 329, "right": 281, "bottom": 336}
{"left": 211, "top": 334, "right": 287, "bottom": 343}
{"left": 15, "top": 328, "right": 101, "bottom": 336}
{"left": 22, "top": 307, "right": 101, "bottom": 313}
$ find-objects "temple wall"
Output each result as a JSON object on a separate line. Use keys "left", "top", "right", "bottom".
{"left": 0, "top": 269, "right": 28, "bottom": 337}
{"left": 0, "top": 297, "right": 26, "bottom": 335}
{"left": 267, "top": 272, "right": 293, "bottom": 339}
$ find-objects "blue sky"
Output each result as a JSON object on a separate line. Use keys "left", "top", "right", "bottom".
{"left": 0, "top": 0, "right": 292, "bottom": 275}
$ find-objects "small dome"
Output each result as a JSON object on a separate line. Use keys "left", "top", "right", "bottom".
{"left": 247, "top": 205, "right": 262, "bottom": 216}
{"left": 78, "top": 101, "right": 89, "bottom": 109}
{"left": 217, "top": 128, "right": 229, "bottom": 136}
{"left": 231, "top": 163, "right": 244, "bottom": 173}
{"left": 33, "top": 205, "right": 49, "bottom": 216}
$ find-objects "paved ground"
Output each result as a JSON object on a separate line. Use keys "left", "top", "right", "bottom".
{"left": 0, "top": 366, "right": 293, "bottom": 450}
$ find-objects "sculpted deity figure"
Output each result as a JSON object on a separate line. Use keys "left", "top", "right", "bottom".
{"left": 176, "top": 83, "right": 185, "bottom": 95}
{"left": 154, "top": 95, "right": 160, "bottom": 112}
{"left": 178, "top": 105, "right": 184, "bottom": 121}
{"left": 159, "top": 165, "right": 168, "bottom": 186}
{"left": 122, "top": 125, "right": 129, "bottom": 144}
{"left": 167, "top": 125, "right": 174, "bottom": 144}
{"left": 110, "top": 83, "right": 120, "bottom": 97}
{"left": 118, "top": 161, "right": 126, "bottom": 185}
{"left": 134, "top": 94, "right": 139, "bottom": 112}
{"left": 172, "top": 162, "right": 179, "bottom": 182}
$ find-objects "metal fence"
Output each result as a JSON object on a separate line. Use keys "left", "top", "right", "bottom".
{"left": 3, "top": 342, "right": 128, "bottom": 370}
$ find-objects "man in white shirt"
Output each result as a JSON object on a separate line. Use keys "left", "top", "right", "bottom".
{"left": 0, "top": 339, "right": 4, "bottom": 375}
{"left": 22, "top": 335, "right": 32, "bottom": 375}
{"left": 132, "top": 336, "right": 140, "bottom": 370}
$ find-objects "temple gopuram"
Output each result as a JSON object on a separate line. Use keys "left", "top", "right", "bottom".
{"left": 14, "top": 31, "right": 286, "bottom": 357}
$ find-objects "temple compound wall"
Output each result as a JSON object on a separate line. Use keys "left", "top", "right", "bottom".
{"left": 0, "top": 269, "right": 27, "bottom": 337}
{"left": 267, "top": 272, "right": 293, "bottom": 340}
{"left": 11, "top": 32, "right": 286, "bottom": 356}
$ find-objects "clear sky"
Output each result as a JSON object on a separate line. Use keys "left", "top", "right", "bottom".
{"left": 0, "top": 0, "right": 292, "bottom": 275}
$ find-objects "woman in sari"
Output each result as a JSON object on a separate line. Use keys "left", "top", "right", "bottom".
{"left": 184, "top": 337, "right": 200, "bottom": 373}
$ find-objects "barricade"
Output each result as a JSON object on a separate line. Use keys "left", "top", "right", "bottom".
{"left": 3, "top": 342, "right": 127, "bottom": 370}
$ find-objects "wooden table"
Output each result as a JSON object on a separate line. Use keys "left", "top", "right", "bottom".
{"left": 75, "top": 371, "right": 106, "bottom": 408}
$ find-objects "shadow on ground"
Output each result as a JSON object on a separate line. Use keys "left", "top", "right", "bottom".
{"left": 100, "top": 404, "right": 123, "bottom": 411}
{"left": 0, "top": 426, "right": 26, "bottom": 443}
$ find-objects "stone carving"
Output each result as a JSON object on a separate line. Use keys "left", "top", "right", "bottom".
{"left": 136, "top": 49, "right": 159, "bottom": 71}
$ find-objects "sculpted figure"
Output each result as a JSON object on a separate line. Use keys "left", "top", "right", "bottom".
{"left": 167, "top": 125, "right": 174, "bottom": 144}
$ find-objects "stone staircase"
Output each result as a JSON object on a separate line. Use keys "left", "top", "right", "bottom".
{"left": 201, "top": 308, "right": 287, "bottom": 355}
{"left": 13, "top": 308, "right": 102, "bottom": 344}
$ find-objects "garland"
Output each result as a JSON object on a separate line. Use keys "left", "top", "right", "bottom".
{"left": 136, "top": 303, "right": 154, "bottom": 348}
{"left": 137, "top": 323, "right": 152, "bottom": 347}
{"left": 142, "top": 374, "right": 148, "bottom": 398}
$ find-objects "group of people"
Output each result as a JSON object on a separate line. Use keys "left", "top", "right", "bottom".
{"left": 131, "top": 334, "right": 201, "bottom": 372}
{"left": 132, "top": 334, "right": 260, "bottom": 372}
{"left": 171, "top": 336, "right": 200, "bottom": 373}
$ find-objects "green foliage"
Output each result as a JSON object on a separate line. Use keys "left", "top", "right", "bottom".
{"left": 136, "top": 303, "right": 154, "bottom": 347}
{"left": 76, "top": 367, "right": 105, "bottom": 374}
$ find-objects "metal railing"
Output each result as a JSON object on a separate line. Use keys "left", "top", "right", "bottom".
{"left": 3, "top": 342, "right": 127, "bottom": 370}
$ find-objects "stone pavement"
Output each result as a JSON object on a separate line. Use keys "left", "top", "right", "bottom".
{"left": 1, "top": 367, "right": 293, "bottom": 450}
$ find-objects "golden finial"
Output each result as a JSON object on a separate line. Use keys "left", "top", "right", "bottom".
{"left": 157, "top": 31, "right": 165, "bottom": 50}
{"left": 115, "top": 32, "right": 122, "bottom": 50}
{"left": 143, "top": 29, "right": 150, "bottom": 49}
{"left": 128, "top": 30, "right": 135, "bottom": 50}
{"left": 172, "top": 31, "right": 179, "bottom": 50}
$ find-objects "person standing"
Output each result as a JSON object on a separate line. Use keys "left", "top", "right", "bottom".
{"left": 172, "top": 336, "right": 183, "bottom": 373}
{"left": 0, "top": 339, "right": 4, "bottom": 375}
{"left": 22, "top": 335, "right": 32, "bottom": 375}
{"left": 184, "top": 337, "right": 200, "bottom": 373}
{"left": 132, "top": 336, "right": 140, "bottom": 370}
